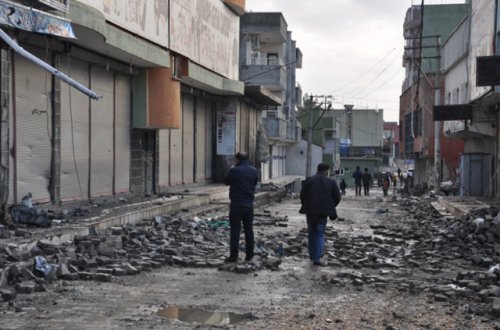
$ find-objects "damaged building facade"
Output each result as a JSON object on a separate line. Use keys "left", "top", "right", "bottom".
{"left": 0, "top": 0, "right": 288, "bottom": 213}
{"left": 239, "top": 12, "right": 302, "bottom": 180}
{"left": 400, "top": 4, "right": 468, "bottom": 188}
{"left": 403, "top": 0, "right": 500, "bottom": 197}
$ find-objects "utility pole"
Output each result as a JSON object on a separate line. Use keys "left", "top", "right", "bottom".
{"left": 434, "top": 35, "right": 442, "bottom": 192}
{"left": 305, "top": 95, "right": 333, "bottom": 177}
{"left": 305, "top": 95, "right": 314, "bottom": 177}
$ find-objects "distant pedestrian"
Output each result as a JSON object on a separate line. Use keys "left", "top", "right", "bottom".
{"left": 362, "top": 168, "right": 373, "bottom": 196}
{"left": 300, "top": 163, "right": 341, "bottom": 266}
{"left": 340, "top": 178, "right": 347, "bottom": 196}
{"left": 382, "top": 175, "right": 390, "bottom": 196}
{"left": 224, "top": 151, "right": 258, "bottom": 263}
{"left": 352, "top": 166, "right": 362, "bottom": 196}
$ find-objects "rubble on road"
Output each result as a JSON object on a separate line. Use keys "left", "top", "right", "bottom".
{"left": 0, "top": 208, "right": 292, "bottom": 304}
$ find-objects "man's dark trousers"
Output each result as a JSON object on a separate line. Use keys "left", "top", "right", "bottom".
{"left": 306, "top": 214, "right": 327, "bottom": 262}
{"left": 229, "top": 205, "right": 254, "bottom": 260}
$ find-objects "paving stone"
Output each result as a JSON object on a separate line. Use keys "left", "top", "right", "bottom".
{"left": 1, "top": 290, "right": 16, "bottom": 301}
{"left": 14, "top": 282, "right": 35, "bottom": 294}
{"left": 95, "top": 273, "right": 113, "bottom": 282}
{"left": 492, "top": 298, "right": 500, "bottom": 316}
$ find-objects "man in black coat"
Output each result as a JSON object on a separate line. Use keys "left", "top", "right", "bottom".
{"left": 300, "top": 163, "right": 341, "bottom": 266}
{"left": 224, "top": 151, "right": 258, "bottom": 263}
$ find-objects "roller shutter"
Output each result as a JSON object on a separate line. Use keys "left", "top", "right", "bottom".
{"left": 158, "top": 129, "right": 170, "bottom": 187}
{"left": 60, "top": 57, "right": 90, "bottom": 200}
{"left": 89, "top": 66, "right": 114, "bottom": 196}
{"left": 182, "top": 95, "right": 194, "bottom": 185}
{"left": 14, "top": 49, "right": 52, "bottom": 203}
{"left": 114, "top": 74, "right": 131, "bottom": 194}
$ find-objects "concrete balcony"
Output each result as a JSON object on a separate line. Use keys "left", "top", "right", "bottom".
{"left": 241, "top": 65, "right": 287, "bottom": 91}
{"left": 263, "top": 116, "right": 287, "bottom": 142}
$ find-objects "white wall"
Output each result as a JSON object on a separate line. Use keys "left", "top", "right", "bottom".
{"left": 286, "top": 139, "right": 322, "bottom": 176}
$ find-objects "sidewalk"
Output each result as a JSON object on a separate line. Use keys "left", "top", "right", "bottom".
{"left": 0, "top": 176, "right": 301, "bottom": 251}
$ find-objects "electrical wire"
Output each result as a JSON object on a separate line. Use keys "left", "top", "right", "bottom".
{"left": 66, "top": 44, "right": 85, "bottom": 205}
{"left": 329, "top": 46, "right": 400, "bottom": 94}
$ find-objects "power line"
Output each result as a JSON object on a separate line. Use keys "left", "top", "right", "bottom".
{"left": 330, "top": 46, "right": 401, "bottom": 94}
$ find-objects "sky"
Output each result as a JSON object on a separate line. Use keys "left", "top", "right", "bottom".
{"left": 245, "top": 0, "right": 467, "bottom": 122}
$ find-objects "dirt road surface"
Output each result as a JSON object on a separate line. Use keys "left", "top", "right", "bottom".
{"left": 1, "top": 188, "right": 498, "bottom": 329}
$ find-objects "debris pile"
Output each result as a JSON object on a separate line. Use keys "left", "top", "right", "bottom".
{"left": 0, "top": 210, "right": 291, "bottom": 304}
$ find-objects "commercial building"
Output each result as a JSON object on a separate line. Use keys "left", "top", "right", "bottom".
{"left": 0, "top": 0, "right": 283, "bottom": 215}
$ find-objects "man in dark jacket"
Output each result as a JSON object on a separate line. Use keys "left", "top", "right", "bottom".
{"left": 300, "top": 163, "right": 341, "bottom": 266}
{"left": 352, "top": 166, "right": 362, "bottom": 196}
{"left": 362, "top": 168, "right": 373, "bottom": 196}
{"left": 224, "top": 151, "right": 258, "bottom": 263}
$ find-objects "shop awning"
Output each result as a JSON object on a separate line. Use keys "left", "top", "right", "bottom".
{"left": 0, "top": 0, "right": 75, "bottom": 38}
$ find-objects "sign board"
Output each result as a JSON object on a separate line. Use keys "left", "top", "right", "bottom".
{"left": 170, "top": 0, "right": 239, "bottom": 80}
{"left": 469, "top": 0, "right": 496, "bottom": 100}
{"left": 433, "top": 104, "right": 473, "bottom": 121}
{"left": 84, "top": 0, "right": 168, "bottom": 47}
{"left": 477, "top": 56, "right": 500, "bottom": 87}
{"left": 216, "top": 110, "right": 236, "bottom": 155}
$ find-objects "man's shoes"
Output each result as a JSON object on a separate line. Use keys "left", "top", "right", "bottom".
{"left": 313, "top": 261, "right": 324, "bottom": 266}
{"left": 225, "top": 257, "right": 237, "bottom": 263}
{"left": 245, "top": 256, "right": 254, "bottom": 262}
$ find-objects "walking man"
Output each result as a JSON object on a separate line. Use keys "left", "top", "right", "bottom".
{"left": 353, "top": 166, "right": 362, "bottom": 196}
{"left": 300, "top": 163, "right": 341, "bottom": 266}
{"left": 362, "top": 168, "right": 373, "bottom": 196}
{"left": 224, "top": 151, "right": 258, "bottom": 263}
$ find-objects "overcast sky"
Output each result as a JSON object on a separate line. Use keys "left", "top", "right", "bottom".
{"left": 245, "top": 0, "right": 467, "bottom": 122}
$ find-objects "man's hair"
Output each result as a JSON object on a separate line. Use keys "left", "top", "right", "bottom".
{"left": 364, "top": 168, "right": 368, "bottom": 171}
{"left": 356, "top": 166, "right": 360, "bottom": 170}
{"left": 317, "top": 163, "right": 330, "bottom": 172}
{"left": 235, "top": 151, "right": 248, "bottom": 161}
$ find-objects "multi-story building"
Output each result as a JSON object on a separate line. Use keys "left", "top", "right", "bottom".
{"left": 383, "top": 122, "right": 400, "bottom": 167}
{"left": 239, "top": 12, "right": 302, "bottom": 180}
{"left": 437, "top": 0, "right": 500, "bottom": 196}
{"left": 0, "top": 0, "right": 282, "bottom": 214}
{"left": 298, "top": 105, "right": 384, "bottom": 185}
{"left": 400, "top": 4, "right": 469, "bottom": 187}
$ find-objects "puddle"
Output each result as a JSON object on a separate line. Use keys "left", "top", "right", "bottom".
{"left": 156, "top": 307, "right": 248, "bottom": 326}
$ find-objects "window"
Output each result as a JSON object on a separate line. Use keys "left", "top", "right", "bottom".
{"left": 250, "top": 35, "right": 260, "bottom": 50}
{"left": 267, "top": 53, "right": 279, "bottom": 65}
{"left": 324, "top": 129, "right": 335, "bottom": 139}
{"left": 250, "top": 52, "right": 260, "bottom": 65}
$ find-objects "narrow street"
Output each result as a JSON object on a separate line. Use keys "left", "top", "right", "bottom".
{"left": 1, "top": 186, "right": 499, "bottom": 329}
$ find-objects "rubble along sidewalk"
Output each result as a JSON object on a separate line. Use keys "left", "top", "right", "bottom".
{"left": 0, "top": 176, "right": 301, "bottom": 253}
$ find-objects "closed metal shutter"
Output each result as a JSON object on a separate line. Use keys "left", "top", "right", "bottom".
{"left": 14, "top": 50, "right": 52, "bottom": 203}
{"left": 158, "top": 129, "right": 170, "bottom": 187}
{"left": 114, "top": 74, "right": 131, "bottom": 194}
{"left": 205, "top": 102, "right": 214, "bottom": 181}
{"left": 170, "top": 122, "right": 183, "bottom": 186}
{"left": 182, "top": 94, "right": 194, "bottom": 185}
{"left": 60, "top": 57, "right": 90, "bottom": 200}
{"left": 195, "top": 98, "right": 206, "bottom": 182}
{"left": 89, "top": 66, "right": 113, "bottom": 196}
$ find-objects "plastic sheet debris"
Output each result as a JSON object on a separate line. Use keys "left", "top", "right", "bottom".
{"left": 34, "top": 256, "right": 57, "bottom": 277}
{"left": 10, "top": 197, "right": 50, "bottom": 227}
{"left": 154, "top": 216, "right": 164, "bottom": 225}
{"left": 474, "top": 218, "right": 485, "bottom": 227}
{"left": 488, "top": 264, "right": 500, "bottom": 273}
{"left": 375, "top": 208, "right": 389, "bottom": 214}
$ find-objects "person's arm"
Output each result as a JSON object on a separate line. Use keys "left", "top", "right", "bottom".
{"left": 224, "top": 168, "right": 234, "bottom": 186}
{"left": 300, "top": 179, "right": 308, "bottom": 204}
{"left": 332, "top": 181, "right": 341, "bottom": 206}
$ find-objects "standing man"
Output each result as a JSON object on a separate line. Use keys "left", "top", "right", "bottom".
{"left": 353, "top": 166, "right": 362, "bottom": 196}
{"left": 300, "top": 163, "right": 341, "bottom": 266}
{"left": 224, "top": 151, "right": 258, "bottom": 263}
{"left": 362, "top": 168, "right": 373, "bottom": 196}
